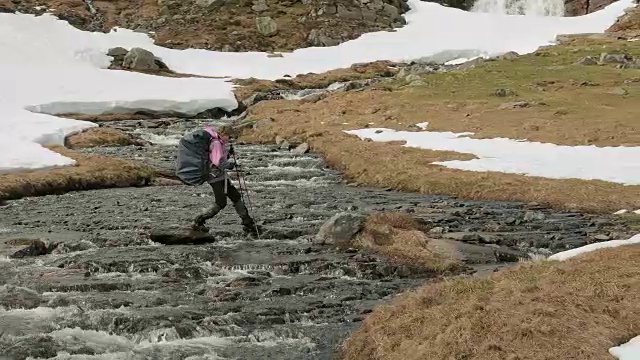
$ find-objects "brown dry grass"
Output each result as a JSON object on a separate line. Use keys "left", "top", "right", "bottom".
{"left": 341, "top": 243, "right": 640, "bottom": 360}
{"left": 355, "top": 212, "right": 463, "bottom": 273}
{"left": 233, "top": 61, "right": 398, "bottom": 101}
{"left": 0, "top": 146, "right": 156, "bottom": 201}
{"left": 241, "top": 37, "right": 640, "bottom": 213}
{"left": 65, "top": 127, "right": 145, "bottom": 149}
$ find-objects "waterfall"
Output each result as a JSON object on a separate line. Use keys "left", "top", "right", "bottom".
{"left": 470, "top": 0, "right": 566, "bottom": 16}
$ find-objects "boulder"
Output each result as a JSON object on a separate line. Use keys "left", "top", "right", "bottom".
{"left": 523, "top": 211, "right": 546, "bottom": 222}
{"left": 499, "top": 101, "right": 530, "bottom": 109}
{"left": 575, "top": 56, "right": 598, "bottom": 65}
{"left": 291, "top": 142, "right": 310, "bottom": 154}
{"left": 149, "top": 226, "right": 216, "bottom": 245}
{"left": 280, "top": 140, "right": 292, "bottom": 150}
{"left": 493, "top": 88, "right": 515, "bottom": 97}
{"left": 599, "top": 53, "right": 632, "bottom": 64}
{"left": 275, "top": 135, "right": 286, "bottom": 146}
{"left": 307, "top": 29, "right": 341, "bottom": 47}
{"left": 314, "top": 212, "right": 365, "bottom": 245}
{"left": 107, "top": 47, "right": 129, "bottom": 67}
{"left": 252, "top": 0, "right": 269, "bottom": 12}
{"left": 494, "top": 51, "right": 519, "bottom": 60}
{"left": 123, "top": 47, "right": 160, "bottom": 71}
{"left": 107, "top": 47, "right": 129, "bottom": 57}
{"left": 256, "top": 16, "right": 278, "bottom": 36}
{"left": 3, "top": 238, "right": 49, "bottom": 258}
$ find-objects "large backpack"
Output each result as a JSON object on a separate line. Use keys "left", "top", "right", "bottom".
{"left": 176, "top": 127, "right": 229, "bottom": 185}
{"left": 175, "top": 129, "right": 215, "bottom": 186}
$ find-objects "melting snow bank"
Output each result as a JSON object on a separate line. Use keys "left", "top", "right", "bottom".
{"left": 610, "top": 336, "right": 640, "bottom": 360}
{"left": 0, "top": 14, "right": 237, "bottom": 174}
{"left": 98, "top": 0, "right": 635, "bottom": 79}
{"left": 0, "top": 0, "right": 635, "bottom": 173}
{"left": 547, "top": 233, "right": 640, "bottom": 261}
{"left": 344, "top": 128, "right": 640, "bottom": 185}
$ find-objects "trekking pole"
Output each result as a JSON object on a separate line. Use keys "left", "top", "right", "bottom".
{"left": 230, "top": 146, "right": 262, "bottom": 239}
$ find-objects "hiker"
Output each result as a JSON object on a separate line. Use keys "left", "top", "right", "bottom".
{"left": 176, "top": 125, "right": 258, "bottom": 235}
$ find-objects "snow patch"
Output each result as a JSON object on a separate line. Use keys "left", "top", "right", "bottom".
{"left": 0, "top": 0, "right": 636, "bottom": 173}
{"left": 610, "top": 336, "right": 640, "bottom": 360}
{"left": 0, "top": 13, "right": 237, "bottom": 173}
{"left": 133, "top": 0, "right": 635, "bottom": 79}
{"left": 547, "top": 233, "right": 640, "bottom": 261}
{"left": 344, "top": 128, "right": 640, "bottom": 185}
{"left": 613, "top": 209, "right": 640, "bottom": 215}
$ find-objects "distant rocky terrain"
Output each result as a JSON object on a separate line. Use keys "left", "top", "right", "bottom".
{"left": 0, "top": 0, "right": 623, "bottom": 53}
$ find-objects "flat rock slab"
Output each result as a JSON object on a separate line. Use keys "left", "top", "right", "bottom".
{"left": 0, "top": 238, "right": 48, "bottom": 258}
{"left": 149, "top": 227, "right": 216, "bottom": 245}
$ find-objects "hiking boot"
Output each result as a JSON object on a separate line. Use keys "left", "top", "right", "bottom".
{"left": 242, "top": 222, "right": 260, "bottom": 237}
{"left": 192, "top": 205, "right": 221, "bottom": 232}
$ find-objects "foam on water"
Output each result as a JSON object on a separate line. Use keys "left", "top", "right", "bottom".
{"left": 253, "top": 165, "right": 323, "bottom": 173}
{"left": 135, "top": 131, "right": 183, "bottom": 146}
{"left": 246, "top": 178, "right": 334, "bottom": 188}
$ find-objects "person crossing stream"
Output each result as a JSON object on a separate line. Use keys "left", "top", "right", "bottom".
{"left": 176, "top": 125, "right": 260, "bottom": 237}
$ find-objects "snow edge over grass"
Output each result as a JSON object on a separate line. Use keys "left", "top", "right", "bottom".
{"left": 344, "top": 128, "right": 640, "bottom": 185}
{"left": 547, "top": 233, "right": 640, "bottom": 360}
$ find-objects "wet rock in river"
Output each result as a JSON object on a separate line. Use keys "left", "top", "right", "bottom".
{"left": 315, "top": 212, "right": 365, "bottom": 245}
{"left": 291, "top": 142, "right": 310, "bottom": 154}
{"left": 3, "top": 238, "right": 49, "bottom": 258}
{"left": 148, "top": 226, "right": 217, "bottom": 245}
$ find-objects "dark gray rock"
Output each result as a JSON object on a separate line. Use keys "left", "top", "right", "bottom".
{"left": 149, "top": 227, "right": 216, "bottom": 245}
{"left": 251, "top": 0, "right": 269, "bottom": 12}
{"left": 256, "top": 16, "right": 278, "bottom": 36}
{"left": 107, "top": 47, "right": 129, "bottom": 57}
{"left": 494, "top": 88, "right": 516, "bottom": 97}
{"left": 315, "top": 212, "right": 365, "bottom": 245}
{"left": 307, "top": 29, "right": 341, "bottom": 47}
{"left": 123, "top": 47, "right": 160, "bottom": 71}
{"left": 576, "top": 56, "right": 599, "bottom": 65}
{"left": 499, "top": 101, "right": 530, "bottom": 109}
{"left": 291, "top": 143, "right": 310, "bottom": 155}
{"left": 599, "top": 53, "right": 633, "bottom": 64}
{"left": 280, "top": 140, "right": 292, "bottom": 150}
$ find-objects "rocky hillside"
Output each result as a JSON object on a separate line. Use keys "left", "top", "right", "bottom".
{"left": 564, "top": 0, "right": 619, "bottom": 16}
{"left": 0, "top": 0, "right": 409, "bottom": 52}
{"left": 1, "top": 0, "right": 625, "bottom": 53}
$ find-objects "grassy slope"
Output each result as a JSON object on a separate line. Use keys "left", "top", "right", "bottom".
{"left": 340, "top": 243, "right": 640, "bottom": 360}
{"left": 243, "top": 36, "right": 640, "bottom": 213}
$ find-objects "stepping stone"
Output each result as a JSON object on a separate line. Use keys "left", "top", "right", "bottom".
{"left": 149, "top": 226, "right": 216, "bottom": 245}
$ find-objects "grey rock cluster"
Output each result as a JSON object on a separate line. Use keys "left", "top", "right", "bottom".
{"left": 576, "top": 52, "right": 640, "bottom": 69}
{"left": 107, "top": 47, "right": 170, "bottom": 72}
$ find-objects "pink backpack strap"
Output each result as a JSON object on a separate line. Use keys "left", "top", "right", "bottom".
{"left": 204, "top": 126, "right": 227, "bottom": 167}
